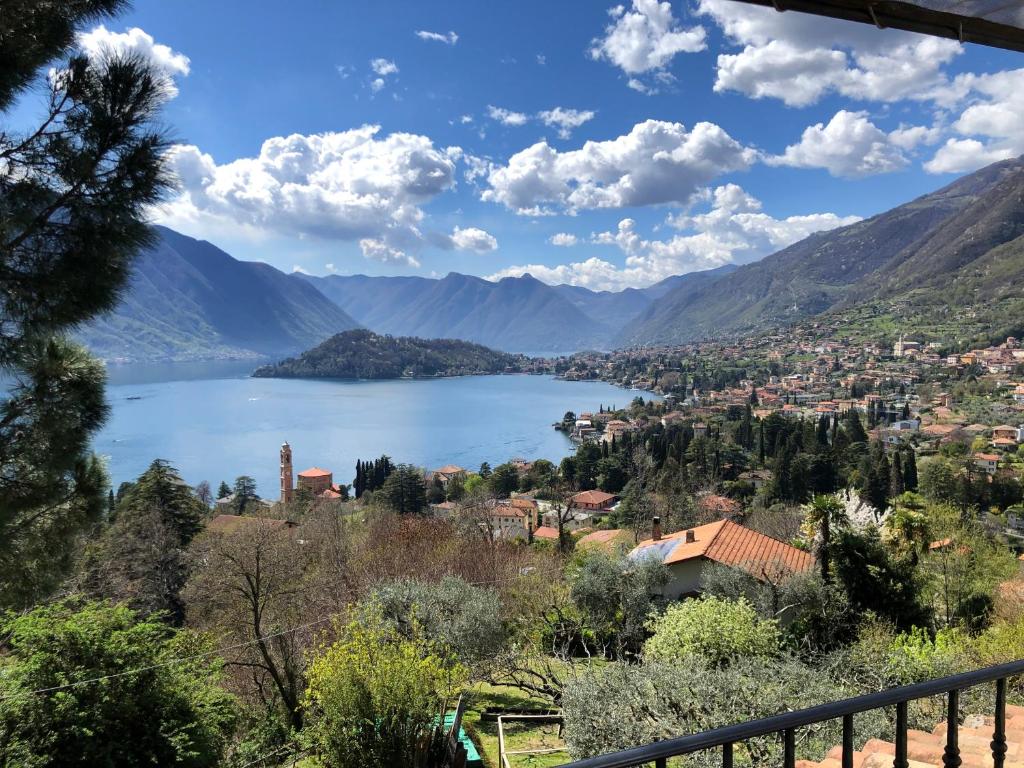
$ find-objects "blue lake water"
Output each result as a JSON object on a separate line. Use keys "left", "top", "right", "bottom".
{"left": 98, "top": 362, "right": 646, "bottom": 497}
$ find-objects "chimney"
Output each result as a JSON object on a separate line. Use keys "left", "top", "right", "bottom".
{"left": 685, "top": 529, "right": 695, "bottom": 544}
{"left": 652, "top": 516, "right": 662, "bottom": 541}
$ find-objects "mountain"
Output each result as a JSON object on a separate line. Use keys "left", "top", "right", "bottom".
{"left": 303, "top": 272, "right": 615, "bottom": 353}
{"left": 252, "top": 329, "right": 523, "bottom": 379}
{"left": 302, "top": 265, "right": 738, "bottom": 353}
{"left": 620, "top": 157, "right": 1024, "bottom": 346}
{"left": 79, "top": 226, "right": 360, "bottom": 362}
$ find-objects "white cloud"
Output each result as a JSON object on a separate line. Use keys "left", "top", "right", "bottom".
{"left": 590, "top": 0, "right": 706, "bottom": 92}
{"left": 924, "top": 68, "right": 1024, "bottom": 173}
{"left": 325, "top": 263, "right": 337, "bottom": 272}
{"left": 768, "top": 110, "right": 908, "bottom": 178}
{"left": 537, "top": 107, "right": 596, "bottom": 139}
{"left": 360, "top": 238, "right": 420, "bottom": 268}
{"left": 550, "top": 233, "right": 580, "bottom": 247}
{"left": 489, "top": 184, "right": 860, "bottom": 290}
{"left": 889, "top": 124, "right": 942, "bottom": 151}
{"left": 482, "top": 119, "right": 755, "bottom": 214}
{"left": 77, "top": 25, "right": 190, "bottom": 96}
{"left": 699, "top": 0, "right": 962, "bottom": 107}
{"left": 160, "top": 125, "right": 461, "bottom": 267}
{"left": 370, "top": 58, "right": 399, "bottom": 76}
{"left": 449, "top": 226, "right": 498, "bottom": 252}
{"left": 487, "top": 105, "right": 529, "bottom": 126}
{"left": 292, "top": 265, "right": 311, "bottom": 275}
{"left": 459, "top": 114, "right": 474, "bottom": 124}
{"left": 415, "top": 30, "right": 458, "bottom": 45}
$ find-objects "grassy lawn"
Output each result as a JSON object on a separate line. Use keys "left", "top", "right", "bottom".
{"left": 461, "top": 681, "right": 568, "bottom": 768}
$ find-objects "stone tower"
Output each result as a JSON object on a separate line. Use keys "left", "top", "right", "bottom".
{"left": 280, "top": 442, "right": 293, "bottom": 504}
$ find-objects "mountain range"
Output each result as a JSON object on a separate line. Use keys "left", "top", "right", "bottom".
{"left": 618, "top": 157, "right": 1024, "bottom": 346}
{"left": 299, "top": 268, "right": 734, "bottom": 354}
{"left": 78, "top": 155, "right": 1024, "bottom": 362}
{"left": 78, "top": 226, "right": 359, "bottom": 362}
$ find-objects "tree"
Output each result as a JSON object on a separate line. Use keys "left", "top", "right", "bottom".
{"left": 803, "top": 494, "right": 849, "bottom": 582}
{"left": 364, "top": 577, "right": 506, "bottom": 674}
{"left": 489, "top": 462, "right": 520, "bottom": 498}
{"left": 0, "top": 1, "right": 172, "bottom": 609}
{"left": 185, "top": 515, "right": 316, "bottom": 731}
{"left": 378, "top": 465, "right": 427, "bottom": 515}
{"left": 217, "top": 480, "right": 232, "bottom": 499}
{"left": 80, "top": 460, "right": 206, "bottom": 624}
{"left": 902, "top": 449, "right": 919, "bottom": 491}
{"left": 232, "top": 475, "right": 259, "bottom": 514}
{"left": 195, "top": 480, "right": 213, "bottom": 508}
{"left": 304, "top": 613, "right": 464, "bottom": 768}
{"left": 0, "top": 600, "right": 236, "bottom": 767}
{"left": 570, "top": 550, "right": 667, "bottom": 658}
{"left": 644, "top": 596, "right": 782, "bottom": 667}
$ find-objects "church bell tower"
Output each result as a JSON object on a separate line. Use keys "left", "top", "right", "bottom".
{"left": 280, "top": 442, "right": 293, "bottom": 504}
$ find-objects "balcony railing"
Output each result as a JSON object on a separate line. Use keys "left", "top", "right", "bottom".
{"left": 557, "top": 659, "right": 1024, "bottom": 768}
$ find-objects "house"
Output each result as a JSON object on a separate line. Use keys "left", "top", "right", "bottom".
{"left": 432, "top": 464, "right": 467, "bottom": 486}
{"left": 576, "top": 528, "right": 633, "bottom": 553}
{"left": 498, "top": 497, "right": 539, "bottom": 530}
{"left": 570, "top": 489, "right": 618, "bottom": 514}
{"left": 487, "top": 506, "right": 529, "bottom": 541}
{"left": 692, "top": 422, "right": 708, "bottom": 438}
{"left": 696, "top": 493, "right": 742, "bottom": 521}
{"left": 629, "top": 518, "right": 814, "bottom": 600}
{"left": 532, "top": 525, "right": 560, "bottom": 541}
{"left": 738, "top": 469, "right": 773, "bottom": 490}
{"left": 974, "top": 453, "right": 1001, "bottom": 475}
{"left": 993, "top": 425, "right": 1020, "bottom": 443}
{"left": 430, "top": 500, "right": 457, "bottom": 518}
{"left": 541, "top": 509, "right": 593, "bottom": 532}
{"left": 214, "top": 494, "right": 273, "bottom": 513}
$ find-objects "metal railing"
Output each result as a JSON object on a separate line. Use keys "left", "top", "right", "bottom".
{"left": 557, "top": 659, "right": 1024, "bottom": 768}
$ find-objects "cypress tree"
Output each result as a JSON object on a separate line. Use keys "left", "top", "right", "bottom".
{"left": 903, "top": 449, "right": 918, "bottom": 491}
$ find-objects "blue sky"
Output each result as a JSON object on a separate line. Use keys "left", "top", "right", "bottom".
{"left": 77, "top": 0, "right": 1024, "bottom": 289}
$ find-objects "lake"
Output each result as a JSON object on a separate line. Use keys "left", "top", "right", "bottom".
{"left": 97, "top": 362, "right": 649, "bottom": 497}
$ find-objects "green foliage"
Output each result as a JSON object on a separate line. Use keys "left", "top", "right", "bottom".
{"left": 364, "top": 577, "right": 507, "bottom": 673}
{"left": 378, "top": 464, "right": 428, "bottom": 515}
{"left": 488, "top": 462, "right": 520, "bottom": 498}
{"left": 561, "top": 657, "right": 887, "bottom": 767}
{"left": 304, "top": 613, "right": 465, "bottom": 768}
{"left": 644, "top": 597, "right": 782, "bottom": 667}
{"left": 253, "top": 329, "right": 522, "bottom": 379}
{"left": 569, "top": 550, "right": 667, "bottom": 657}
{"left": 0, "top": 600, "right": 236, "bottom": 767}
{"left": 1, "top": 0, "right": 173, "bottom": 606}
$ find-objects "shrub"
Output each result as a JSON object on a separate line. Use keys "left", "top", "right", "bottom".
{"left": 644, "top": 596, "right": 781, "bottom": 666}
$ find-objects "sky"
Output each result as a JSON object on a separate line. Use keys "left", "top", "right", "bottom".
{"left": 57, "top": 0, "right": 1024, "bottom": 290}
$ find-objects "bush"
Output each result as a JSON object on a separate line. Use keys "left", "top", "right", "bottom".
{"left": 561, "top": 657, "right": 887, "bottom": 766}
{"left": 644, "top": 597, "right": 781, "bottom": 666}
{"left": 304, "top": 612, "right": 465, "bottom": 768}
{"left": 0, "top": 600, "right": 236, "bottom": 768}
{"left": 363, "top": 576, "right": 507, "bottom": 673}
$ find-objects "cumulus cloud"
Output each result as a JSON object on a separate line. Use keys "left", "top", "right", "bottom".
{"left": 768, "top": 110, "right": 909, "bottom": 178}
{"left": 537, "top": 107, "right": 596, "bottom": 139}
{"left": 449, "top": 226, "right": 498, "bottom": 253}
{"left": 369, "top": 58, "right": 399, "bottom": 93}
{"left": 487, "top": 105, "right": 530, "bottom": 127}
{"left": 590, "top": 0, "right": 706, "bottom": 92}
{"left": 699, "top": 0, "right": 962, "bottom": 107}
{"left": 415, "top": 30, "right": 458, "bottom": 45}
{"left": 550, "top": 233, "right": 580, "bottom": 247}
{"left": 489, "top": 184, "right": 860, "bottom": 290}
{"left": 77, "top": 25, "right": 190, "bottom": 96}
{"left": 160, "top": 125, "right": 461, "bottom": 268}
{"left": 482, "top": 119, "right": 755, "bottom": 215}
{"left": 924, "top": 68, "right": 1024, "bottom": 173}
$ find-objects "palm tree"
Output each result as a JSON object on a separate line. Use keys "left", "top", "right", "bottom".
{"left": 884, "top": 492, "right": 931, "bottom": 565}
{"left": 803, "top": 494, "right": 849, "bottom": 582}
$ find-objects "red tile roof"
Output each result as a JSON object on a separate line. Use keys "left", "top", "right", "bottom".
{"left": 533, "top": 526, "right": 560, "bottom": 540}
{"left": 632, "top": 520, "right": 813, "bottom": 580}
{"left": 298, "top": 467, "right": 331, "bottom": 478}
{"left": 571, "top": 490, "right": 617, "bottom": 506}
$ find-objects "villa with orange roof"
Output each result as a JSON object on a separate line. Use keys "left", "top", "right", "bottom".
{"left": 629, "top": 518, "right": 814, "bottom": 600}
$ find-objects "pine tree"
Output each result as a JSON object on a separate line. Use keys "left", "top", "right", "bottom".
{"left": 889, "top": 451, "right": 905, "bottom": 498}
{"left": 902, "top": 449, "right": 918, "bottom": 492}
{"left": 0, "top": 0, "right": 173, "bottom": 608}
{"left": 217, "top": 481, "right": 231, "bottom": 500}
